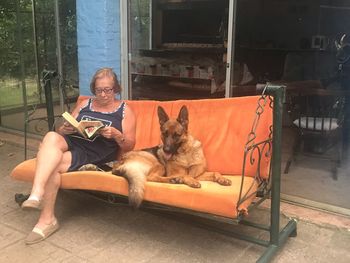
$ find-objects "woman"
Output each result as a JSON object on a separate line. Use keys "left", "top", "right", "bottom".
{"left": 21, "top": 68, "right": 136, "bottom": 244}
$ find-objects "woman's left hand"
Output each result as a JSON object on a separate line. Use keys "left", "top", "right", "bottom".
{"left": 100, "top": 127, "right": 124, "bottom": 143}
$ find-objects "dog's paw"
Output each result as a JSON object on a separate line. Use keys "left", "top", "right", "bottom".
{"left": 217, "top": 177, "right": 232, "bottom": 186}
{"left": 188, "top": 181, "right": 201, "bottom": 188}
{"left": 169, "top": 177, "right": 184, "bottom": 184}
{"left": 79, "top": 164, "right": 99, "bottom": 171}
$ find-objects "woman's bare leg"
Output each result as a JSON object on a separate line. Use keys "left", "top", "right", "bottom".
{"left": 34, "top": 151, "right": 72, "bottom": 228}
{"left": 29, "top": 131, "right": 69, "bottom": 199}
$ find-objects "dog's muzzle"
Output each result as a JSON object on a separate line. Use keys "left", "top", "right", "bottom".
{"left": 162, "top": 147, "right": 174, "bottom": 160}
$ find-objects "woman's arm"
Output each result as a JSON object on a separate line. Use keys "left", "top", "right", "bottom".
{"left": 99, "top": 103, "right": 136, "bottom": 153}
{"left": 118, "top": 104, "right": 136, "bottom": 152}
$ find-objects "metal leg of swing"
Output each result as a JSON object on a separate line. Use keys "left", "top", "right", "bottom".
{"left": 14, "top": 193, "right": 30, "bottom": 207}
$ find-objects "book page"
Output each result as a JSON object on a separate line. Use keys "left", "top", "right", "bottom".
{"left": 62, "top": 111, "right": 86, "bottom": 137}
{"left": 62, "top": 112, "right": 105, "bottom": 138}
{"left": 79, "top": 120, "right": 104, "bottom": 129}
{"left": 84, "top": 125, "right": 104, "bottom": 138}
{"left": 62, "top": 112, "right": 80, "bottom": 128}
{"left": 80, "top": 121, "right": 105, "bottom": 138}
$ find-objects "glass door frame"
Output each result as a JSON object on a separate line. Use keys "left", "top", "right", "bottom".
{"left": 225, "top": 0, "right": 237, "bottom": 98}
{"left": 120, "top": 0, "right": 130, "bottom": 100}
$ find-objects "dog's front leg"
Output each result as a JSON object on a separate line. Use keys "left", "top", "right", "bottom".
{"left": 189, "top": 164, "right": 232, "bottom": 185}
{"left": 180, "top": 176, "right": 201, "bottom": 188}
{"left": 146, "top": 165, "right": 195, "bottom": 186}
{"left": 147, "top": 174, "right": 190, "bottom": 185}
{"left": 161, "top": 175, "right": 200, "bottom": 188}
{"left": 197, "top": 172, "right": 232, "bottom": 186}
{"left": 174, "top": 164, "right": 206, "bottom": 188}
{"left": 166, "top": 165, "right": 201, "bottom": 188}
{"left": 147, "top": 164, "right": 185, "bottom": 184}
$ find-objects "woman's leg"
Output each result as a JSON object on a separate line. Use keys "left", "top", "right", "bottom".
{"left": 25, "top": 151, "right": 72, "bottom": 244}
{"left": 29, "top": 131, "right": 70, "bottom": 199}
{"left": 35, "top": 150, "right": 72, "bottom": 228}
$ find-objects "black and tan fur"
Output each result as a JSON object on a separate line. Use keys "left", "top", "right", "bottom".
{"left": 112, "top": 105, "right": 231, "bottom": 208}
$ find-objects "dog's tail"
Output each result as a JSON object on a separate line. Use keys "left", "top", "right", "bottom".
{"left": 112, "top": 164, "right": 146, "bottom": 208}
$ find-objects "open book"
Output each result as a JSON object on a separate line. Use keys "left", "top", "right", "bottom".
{"left": 62, "top": 112, "right": 105, "bottom": 139}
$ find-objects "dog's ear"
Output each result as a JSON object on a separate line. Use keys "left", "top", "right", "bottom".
{"left": 157, "top": 106, "right": 169, "bottom": 127}
{"left": 177, "top": 105, "right": 189, "bottom": 131}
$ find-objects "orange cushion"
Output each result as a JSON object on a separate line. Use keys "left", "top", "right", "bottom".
{"left": 11, "top": 158, "right": 257, "bottom": 218}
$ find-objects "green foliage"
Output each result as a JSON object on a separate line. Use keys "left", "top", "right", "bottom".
{"left": 0, "top": 1, "right": 27, "bottom": 77}
{"left": 0, "top": 0, "right": 77, "bottom": 85}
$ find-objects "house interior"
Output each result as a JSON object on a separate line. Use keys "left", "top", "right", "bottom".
{"left": 128, "top": 0, "right": 350, "bottom": 214}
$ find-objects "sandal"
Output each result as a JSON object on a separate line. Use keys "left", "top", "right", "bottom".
{"left": 21, "top": 196, "right": 42, "bottom": 211}
{"left": 25, "top": 220, "right": 60, "bottom": 245}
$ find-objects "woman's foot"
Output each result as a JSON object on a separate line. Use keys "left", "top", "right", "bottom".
{"left": 21, "top": 195, "right": 42, "bottom": 210}
{"left": 25, "top": 219, "right": 60, "bottom": 245}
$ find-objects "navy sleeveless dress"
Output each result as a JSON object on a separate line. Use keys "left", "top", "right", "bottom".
{"left": 64, "top": 98, "right": 125, "bottom": 171}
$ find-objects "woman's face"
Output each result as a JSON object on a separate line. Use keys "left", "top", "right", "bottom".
{"left": 94, "top": 76, "right": 116, "bottom": 105}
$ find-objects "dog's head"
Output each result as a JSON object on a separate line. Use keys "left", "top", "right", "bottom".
{"left": 157, "top": 105, "right": 189, "bottom": 160}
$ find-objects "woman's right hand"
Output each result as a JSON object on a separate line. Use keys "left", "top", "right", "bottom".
{"left": 59, "top": 122, "right": 75, "bottom": 135}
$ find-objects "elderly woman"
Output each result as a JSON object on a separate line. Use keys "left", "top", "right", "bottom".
{"left": 21, "top": 68, "right": 136, "bottom": 244}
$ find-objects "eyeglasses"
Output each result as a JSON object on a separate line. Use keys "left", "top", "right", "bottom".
{"left": 95, "top": 88, "right": 114, "bottom": 95}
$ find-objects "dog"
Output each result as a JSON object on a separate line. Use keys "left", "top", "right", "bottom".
{"left": 112, "top": 105, "right": 232, "bottom": 208}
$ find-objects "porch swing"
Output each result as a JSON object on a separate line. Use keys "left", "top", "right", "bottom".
{"left": 11, "top": 85, "right": 296, "bottom": 262}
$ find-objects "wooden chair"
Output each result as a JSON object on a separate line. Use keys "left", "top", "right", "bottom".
{"left": 284, "top": 88, "right": 346, "bottom": 180}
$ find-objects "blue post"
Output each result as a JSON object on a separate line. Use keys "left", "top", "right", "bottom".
{"left": 76, "top": 0, "right": 121, "bottom": 96}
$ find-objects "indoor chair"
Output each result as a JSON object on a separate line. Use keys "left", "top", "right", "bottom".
{"left": 284, "top": 88, "right": 346, "bottom": 180}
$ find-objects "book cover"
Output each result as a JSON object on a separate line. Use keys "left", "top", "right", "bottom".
{"left": 62, "top": 112, "right": 105, "bottom": 138}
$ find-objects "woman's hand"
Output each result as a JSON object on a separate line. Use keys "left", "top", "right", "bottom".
{"left": 59, "top": 122, "right": 76, "bottom": 135}
{"left": 100, "top": 126, "right": 125, "bottom": 144}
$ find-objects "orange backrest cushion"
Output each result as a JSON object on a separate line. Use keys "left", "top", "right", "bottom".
{"left": 76, "top": 96, "right": 273, "bottom": 178}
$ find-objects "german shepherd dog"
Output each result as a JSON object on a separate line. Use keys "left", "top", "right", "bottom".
{"left": 112, "top": 105, "right": 232, "bottom": 208}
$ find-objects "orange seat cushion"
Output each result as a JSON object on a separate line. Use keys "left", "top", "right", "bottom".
{"left": 11, "top": 158, "right": 258, "bottom": 218}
